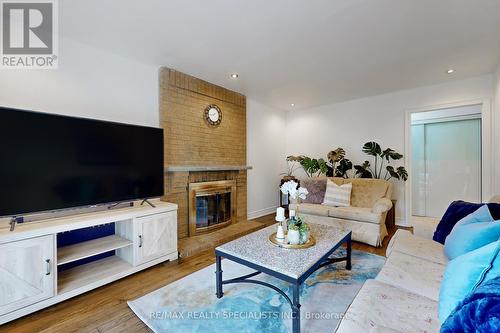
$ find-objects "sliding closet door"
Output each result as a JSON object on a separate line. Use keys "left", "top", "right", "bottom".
{"left": 411, "top": 124, "right": 426, "bottom": 216}
{"left": 425, "top": 119, "right": 481, "bottom": 217}
{"left": 412, "top": 118, "right": 481, "bottom": 218}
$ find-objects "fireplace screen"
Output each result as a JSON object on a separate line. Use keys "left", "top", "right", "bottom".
{"left": 196, "top": 192, "right": 232, "bottom": 229}
{"left": 189, "top": 180, "right": 236, "bottom": 236}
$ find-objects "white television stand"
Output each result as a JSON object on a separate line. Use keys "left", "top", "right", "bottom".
{"left": 0, "top": 200, "right": 178, "bottom": 325}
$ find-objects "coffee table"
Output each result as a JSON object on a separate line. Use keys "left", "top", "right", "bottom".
{"left": 215, "top": 223, "right": 352, "bottom": 333}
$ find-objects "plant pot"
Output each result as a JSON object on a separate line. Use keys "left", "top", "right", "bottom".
{"left": 288, "top": 230, "right": 300, "bottom": 245}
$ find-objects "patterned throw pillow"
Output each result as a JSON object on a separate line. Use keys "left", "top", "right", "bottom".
{"left": 322, "top": 179, "right": 352, "bottom": 207}
{"left": 301, "top": 178, "right": 327, "bottom": 204}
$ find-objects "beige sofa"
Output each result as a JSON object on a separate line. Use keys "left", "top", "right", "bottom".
{"left": 335, "top": 223, "right": 445, "bottom": 332}
{"left": 335, "top": 196, "right": 500, "bottom": 332}
{"left": 290, "top": 177, "right": 393, "bottom": 247}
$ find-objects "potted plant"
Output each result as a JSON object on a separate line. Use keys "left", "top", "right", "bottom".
{"left": 298, "top": 220, "right": 310, "bottom": 244}
{"left": 353, "top": 141, "right": 408, "bottom": 181}
{"left": 287, "top": 155, "right": 328, "bottom": 177}
{"left": 326, "top": 147, "right": 353, "bottom": 178}
{"left": 281, "top": 156, "right": 302, "bottom": 182}
{"left": 287, "top": 216, "right": 309, "bottom": 245}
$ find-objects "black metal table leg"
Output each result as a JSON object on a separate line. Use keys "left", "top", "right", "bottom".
{"left": 346, "top": 235, "right": 352, "bottom": 270}
{"left": 292, "top": 283, "right": 301, "bottom": 333}
{"left": 215, "top": 254, "right": 223, "bottom": 298}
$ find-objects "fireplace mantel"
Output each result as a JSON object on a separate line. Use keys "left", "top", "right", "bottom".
{"left": 165, "top": 165, "right": 252, "bottom": 172}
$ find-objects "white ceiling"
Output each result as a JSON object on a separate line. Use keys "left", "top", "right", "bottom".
{"left": 61, "top": 0, "right": 500, "bottom": 110}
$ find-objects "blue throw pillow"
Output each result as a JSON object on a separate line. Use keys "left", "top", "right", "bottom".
{"left": 441, "top": 276, "right": 500, "bottom": 333}
{"left": 439, "top": 239, "right": 500, "bottom": 322}
{"left": 433, "top": 201, "right": 500, "bottom": 244}
{"left": 444, "top": 205, "right": 500, "bottom": 260}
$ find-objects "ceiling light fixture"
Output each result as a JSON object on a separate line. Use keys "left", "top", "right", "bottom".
{"left": 230, "top": 73, "right": 239, "bottom": 79}
{"left": 290, "top": 103, "right": 295, "bottom": 107}
{"left": 446, "top": 69, "right": 455, "bottom": 74}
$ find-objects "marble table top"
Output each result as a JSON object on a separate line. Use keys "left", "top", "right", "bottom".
{"left": 216, "top": 223, "right": 351, "bottom": 279}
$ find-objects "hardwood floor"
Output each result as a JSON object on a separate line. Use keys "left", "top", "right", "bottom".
{"left": 1, "top": 215, "right": 401, "bottom": 333}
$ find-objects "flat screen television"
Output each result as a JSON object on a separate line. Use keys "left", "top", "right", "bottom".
{"left": 0, "top": 107, "right": 164, "bottom": 217}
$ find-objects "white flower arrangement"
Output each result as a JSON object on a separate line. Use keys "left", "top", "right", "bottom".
{"left": 280, "top": 180, "right": 308, "bottom": 201}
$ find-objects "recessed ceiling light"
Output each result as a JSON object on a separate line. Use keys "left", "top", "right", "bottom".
{"left": 230, "top": 73, "right": 239, "bottom": 79}
{"left": 446, "top": 69, "right": 455, "bottom": 74}
{"left": 290, "top": 103, "right": 295, "bottom": 107}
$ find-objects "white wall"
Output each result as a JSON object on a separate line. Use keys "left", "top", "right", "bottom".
{"left": 0, "top": 38, "right": 159, "bottom": 126}
{"left": 286, "top": 75, "right": 494, "bottom": 224}
{"left": 2, "top": 37, "right": 497, "bottom": 222}
{"left": 494, "top": 64, "right": 500, "bottom": 196}
{"left": 0, "top": 38, "right": 287, "bottom": 220}
{"left": 247, "top": 99, "right": 287, "bottom": 219}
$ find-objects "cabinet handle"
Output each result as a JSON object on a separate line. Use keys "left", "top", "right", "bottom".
{"left": 139, "top": 235, "right": 143, "bottom": 248}
{"left": 45, "top": 259, "right": 51, "bottom": 276}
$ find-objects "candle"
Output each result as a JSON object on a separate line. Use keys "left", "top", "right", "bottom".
{"left": 276, "top": 207, "right": 285, "bottom": 221}
{"left": 289, "top": 209, "right": 296, "bottom": 218}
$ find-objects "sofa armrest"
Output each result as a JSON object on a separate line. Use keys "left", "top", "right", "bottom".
{"left": 371, "top": 198, "right": 392, "bottom": 214}
{"left": 412, "top": 216, "right": 439, "bottom": 240}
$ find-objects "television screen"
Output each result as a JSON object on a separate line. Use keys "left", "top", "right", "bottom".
{"left": 0, "top": 107, "right": 164, "bottom": 217}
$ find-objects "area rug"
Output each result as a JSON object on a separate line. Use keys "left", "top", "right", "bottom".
{"left": 128, "top": 249, "right": 385, "bottom": 333}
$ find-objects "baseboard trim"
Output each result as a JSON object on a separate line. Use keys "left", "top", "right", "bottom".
{"left": 248, "top": 206, "right": 277, "bottom": 220}
{"left": 395, "top": 217, "right": 409, "bottom": 227}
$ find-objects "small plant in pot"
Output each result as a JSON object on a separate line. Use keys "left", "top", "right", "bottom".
{"left": 287, "top": 223, "right": 301, "bottom": 245}
{"left": 287, "top": 216, "right": 309, "bottom": 245}
{"left": 298, "top": 220, "right": 310, "bottom": 244}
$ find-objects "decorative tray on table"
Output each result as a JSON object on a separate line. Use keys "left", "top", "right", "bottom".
{"left": 268, "top": 232, "right": 316, "bottom": 249}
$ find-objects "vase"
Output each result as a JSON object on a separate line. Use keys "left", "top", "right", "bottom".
{"left": 288, "top": 229, "right": 300, "bottom": 245}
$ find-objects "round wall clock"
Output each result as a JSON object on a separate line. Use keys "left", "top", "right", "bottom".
{"left": 204, "top": 104, "right": 222, "bottom": 127}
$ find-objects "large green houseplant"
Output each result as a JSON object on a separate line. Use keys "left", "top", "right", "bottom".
{"left": 326, "top": 147, "right": 353, "bottom": 178}
{"left": 286, "top": 155, "right": 328, "bottom": 177}
{"left": 353, "top": 141, "right": 408, "bottom": 181}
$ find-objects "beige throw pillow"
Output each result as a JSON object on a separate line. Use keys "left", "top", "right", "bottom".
{"left": 322, "top": 179, "right": 352, "bottom": 207}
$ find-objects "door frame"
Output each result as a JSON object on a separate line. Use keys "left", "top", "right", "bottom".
{"left": 404, "top": 98, "right": 492, "bottom": 223}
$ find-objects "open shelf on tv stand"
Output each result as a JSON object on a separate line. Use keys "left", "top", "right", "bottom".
{"left": 57, "top": 234, "right": 133, "bottom": 266}
{"left": 0, "top": 199, "right": 178, "bottom": 325}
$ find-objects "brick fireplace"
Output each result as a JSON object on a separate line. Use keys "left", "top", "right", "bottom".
{"left": 159, "top": 68, "right": 250, "bottom": 241}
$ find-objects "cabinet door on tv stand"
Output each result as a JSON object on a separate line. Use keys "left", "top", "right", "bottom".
{"left": 0, "top": 235, "right": 55, "bottom": 316}
{"left": 135, "top": 212, "right": 177, "bottom": 265}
